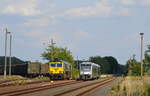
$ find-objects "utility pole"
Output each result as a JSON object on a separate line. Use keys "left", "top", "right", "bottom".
{"left": 77, "top": 56, "right": 79, "bottom": 69}
{"left": 140, "top": 33, "right": 144, "bottom": 78}
{"left": 9, "top": 34, "right": 12, "bottom": 76}
{"left": 4, "top": 28, "right": 11, "bottom": 79}
{"left": 51, "top": 39, "right": 56, "bottom": 47}
{"left": 132, "top": 54, "right": 136, "bottom": 60}
{"left": 51, "top": 39, "right": 56, "bottom": 61}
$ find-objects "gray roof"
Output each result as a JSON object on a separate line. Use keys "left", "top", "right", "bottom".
{"left": 80, "top": 62, "right": 100, "bottom": 67}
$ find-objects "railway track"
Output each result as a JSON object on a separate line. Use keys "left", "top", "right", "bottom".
{"left": 53, "top": 78, "right": 115, "bottom": 96}
{"left": 0, "top": 80, "right": 83, "bottom": 96}
{"left": 0, "top": 80, "right": 12, "bottom": 84}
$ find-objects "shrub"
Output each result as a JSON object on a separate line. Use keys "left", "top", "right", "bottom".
{"left": 109, "top": 76, "right": 150, "bottom": 96}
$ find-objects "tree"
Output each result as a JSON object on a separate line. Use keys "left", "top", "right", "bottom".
{"left": 41, "top": 45, "right": 74, "bottom": 64}
{"left": 42, "top": 45, "right": 80, "bottom": 78}
{"left": 104, "top": 56, "right": 119, "bottom": 74}
{"left": 0, "top": 56, "right": 25, "bottom": 65}
{"left": 89, "top": 56, "right": 110, "bottom": 74}
{"left": 144, "top": 45, "right": 150, "bottom": 74}
{"left": 118, "top": 64, "right": 127, "bottom": 75}
{"left": 126, "top": 59, "right": 141, "bottom": 76}
{"left": 89, "top": 56, "right": 120, "bottom": 74}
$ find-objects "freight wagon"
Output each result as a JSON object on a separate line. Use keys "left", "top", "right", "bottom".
{"left": 0, "top": 64, "right": 27, "bottom": 76}
{"left": 27, "top": 62, "right": 41, "bottom": 77}
{"left": 40, "top": 64, "right": 49, "bottom": 77}
{"left": 0, "top": 62, "right": 49, "bottom": 77}
{"left": 24, "top": 62, "right": 49, "bottom": 77}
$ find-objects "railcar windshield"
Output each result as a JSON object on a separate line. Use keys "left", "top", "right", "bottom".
{"left": 57, "top": 64, "right": 62, "bottom": 67}
{"left": 50, "top": 64, "right": 56, "bottom": 67}
{"left": 81, "top": 64, "right": 91, "bottom": 70}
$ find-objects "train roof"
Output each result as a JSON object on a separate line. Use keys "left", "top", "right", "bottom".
{"left": 80, "top": 62, "right": 100, "bottom": 67}
{"left": 49, "top": 60, "right": 70, "bottom": 65}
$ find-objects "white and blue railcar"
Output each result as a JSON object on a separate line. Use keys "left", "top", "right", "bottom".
{"left": 79, "top": 62, "right": 100, "bottom": 80}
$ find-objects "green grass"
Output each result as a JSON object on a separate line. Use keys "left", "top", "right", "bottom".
{"left": 34, "top": 77, "right": 50, "bottom": 81}
{"left": 0, "top": 75, "right": 51, "bottom": 86}
{"left": 0, "top": 75, "right": 26, "bottom": 80}
{"left": 13, "top": 80, "right": 27, "bottom": 85}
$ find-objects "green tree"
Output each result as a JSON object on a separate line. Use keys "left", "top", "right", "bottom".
{"left": 0, "top": 56, "right": 25, "bottom": 65}
{"left": 144, "top": 45, "right": 150, "bottom": 74}
{"left": 89, "top": 56, "right": 120, "bottom": 74}
{"left": 41, "top": 45, "right": 74, "bottom": 64}
{"left": 118, "top": 64, "right": 127, "bottom": 75}
{"left": 89, "top": 56, "right": 110, "bottom": 74}
{"left": 126, "top": 59, "right": 141, "bottom": 76}
{"left": 41, "top": 45, "right": 79, "bottom": 78}
{"left": 104, "top": 56, "right": 119, "bottom": 74}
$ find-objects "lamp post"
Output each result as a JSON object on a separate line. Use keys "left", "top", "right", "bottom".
{"left": 140, "top": 32, "right": 144, "bottom": 78}
{"left": 4, "top": 28, "right": 11, "bottom": 79}
{"left": 9, "top": 34, "right": 12, "bottom": 76}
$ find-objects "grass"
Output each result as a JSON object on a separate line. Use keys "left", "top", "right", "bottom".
{"left": 13, "top": 80, "right": 27, "bottom": 85}
{"left": 12, "top": 77, "right": 50, "bottom": 86}
{"left": 109, "top": 76, "right": 150, "bottom": 96}
{"left": 0, "top": 75, "right": 51, "bottom": 86}
{"left": 34, "top": 77, "right": 50, "bottom": 81}
{"left": 0, "top": 75, "right": 26, "bottom": 80}
{"left": 100, "top": 74, "right": 113, "bottom": 78}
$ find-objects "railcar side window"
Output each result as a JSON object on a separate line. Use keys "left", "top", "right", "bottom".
{"left": 57, "top": 64, "right": 62, "bottom": 67}
{"left": 51, "top": 64, "right": 56, "bottom": 67}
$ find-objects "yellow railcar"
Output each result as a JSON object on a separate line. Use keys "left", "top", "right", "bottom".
{"left": 49, "top": 61, "right": 71, "bottom": 80}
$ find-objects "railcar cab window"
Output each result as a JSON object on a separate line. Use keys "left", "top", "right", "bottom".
{"left": 81, "top": 64, "right": 91, "bottom": 70}
{"left": 51, "top": 64, "right": 56, "bottom": 67}
{"left": 57, "top": 64, "right": 62, "bottom": 67}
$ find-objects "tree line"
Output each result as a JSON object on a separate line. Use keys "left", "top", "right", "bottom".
{"left": 89, "top": 56, "right": 126, "bottom": 75}
{"left": 0, "top": 56, "right": 25, "bottom": 66}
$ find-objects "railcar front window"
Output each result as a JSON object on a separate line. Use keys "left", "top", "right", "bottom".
{"left": 57, "top": 64, "right": 62, "bottom": 67}
{"left": 51, "top": 64, "right": 56, "bottom": 67}
{"left": 81, "top": 64, "right": 91, "bottom": 70}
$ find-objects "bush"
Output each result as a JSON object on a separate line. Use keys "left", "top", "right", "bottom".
{"left": 109, "top": 76, "right": 150, "bottom": 96}
{"left": 14, "top": 80, "right": 27, "bottom": 85}
{"left": 34, "top": 77, "right": 50, "bottom": 81}
{"left": 72, "top": 68, "right": 79, "bottom": 79}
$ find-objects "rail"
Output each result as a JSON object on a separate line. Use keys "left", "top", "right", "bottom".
{"left": 0, "top": 80, "right": 83, "bottom": 96}
{"left": 54, "top": 78, "right": 115, "bottom": 96}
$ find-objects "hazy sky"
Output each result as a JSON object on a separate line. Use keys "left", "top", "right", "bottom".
{"left": 0, "top": 0, "right": 150, "bottom": 64}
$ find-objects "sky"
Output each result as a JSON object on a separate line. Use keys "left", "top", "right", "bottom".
{"left": 0, "top": 0, "right": 150, "bottom": 64}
